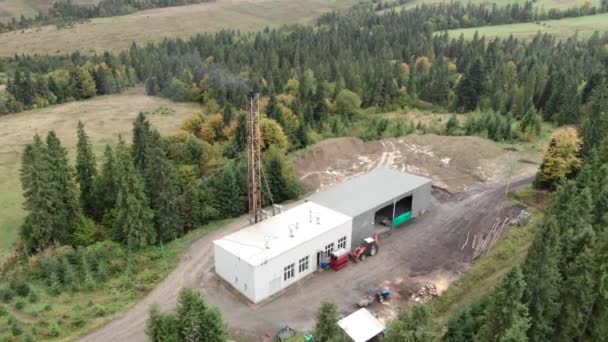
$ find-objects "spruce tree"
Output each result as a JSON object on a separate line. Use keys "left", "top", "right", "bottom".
{"left": 110, "top": 138, "right": 155, "bottom": 249}
{"left": 313, "top": 301, "right": 347, "bottom": 342}
{"left": 132, "top": 112, "right": 153, "bottom": 171}
{"left": 75, "top": 121, "right": 97, "bottom": 218}
{"left": 385, "top": 305, "right": 442, "bottom": 342}
{"left": 145, "top": 146, "right": 183, "bottom": 242}
{"left": 475, "top": 266, "right": 530, "bottom": 342}
{"left": 522, "top": 217, "right": 562, "bottom": 341}
{"left": 46, "top": 131, "right": 85, "bottom": 245}
{"left": 212, "top": 164, "right": 246, "bottom": 218}
{"left": 20, "top": 135, "right": 55, "bottom": 251}
{"left": 580, "top": 79, "right": 608, "bottom": 156}
{"left": 262, "top": 147, "right": 301, "bottom": 205}
{"left": 94, "top": 145, "right": 119, "bottom": 221}
{"left": 457, "top": 59, "right": 483, "bottom": 112}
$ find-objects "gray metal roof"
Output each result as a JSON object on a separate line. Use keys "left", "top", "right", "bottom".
{"left": 306, "top": 167, "right": 431, "bottom": 217}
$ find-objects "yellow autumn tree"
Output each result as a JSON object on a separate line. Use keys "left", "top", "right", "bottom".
{"left": 200, "top": 114, "right": 226, "bottom": 143}
{"left": 181, "top": 112, "right": 204, "bottom": 137}
{"left": 535, "top": 127, "right": 582, "bottom": 189}
{"left": 260, "top": 117, "right": 288, "bottom": 151}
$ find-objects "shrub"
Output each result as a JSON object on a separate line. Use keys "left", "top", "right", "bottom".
{"left": 14, "top": 300, "right": 25, "bottom": 310}
{"left": 9, "top": 316, "right": 23, "bottom": 336}
{"left": 48, "top": 321, "right": 62, "bottom": 338}
{"left": 10, "top": 280, "right": 30, "bottom": 297}
{"left": 28, "top": 289, "right": 39, "bottom": 303}
{"left": 0, "top": 287, "right": 15, "bottom": 303}
{"left": 71, "top": 316, "right": 86, "bottom": 328}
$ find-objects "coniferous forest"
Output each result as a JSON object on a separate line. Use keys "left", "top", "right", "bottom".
{"left": 1, "top": 0, "right": 608, "bottom": 341}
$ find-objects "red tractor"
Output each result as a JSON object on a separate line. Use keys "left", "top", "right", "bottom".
{"left": 350, "top": 232, "right": 380, "bottom": 262}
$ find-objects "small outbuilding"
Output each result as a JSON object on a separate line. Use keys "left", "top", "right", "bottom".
{"left": 338, "top": 308, "right": 385, "bottom": 342}
{"left": 307, "top": 167, "right": 432, "bottom": 249}
{"left": 213, "top": 202, "right": 352, "bottom": 303}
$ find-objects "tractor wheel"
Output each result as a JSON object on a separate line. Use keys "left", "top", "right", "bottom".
{"left": 359, "top": 253, "right": 367, "bottom": 262}
{"left": 370, "top": 246, "right": 377, "bottom": 256}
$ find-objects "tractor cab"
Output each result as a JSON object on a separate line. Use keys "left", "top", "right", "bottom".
{"left": 362, "top": 237, "right": 375, "bottom": 245}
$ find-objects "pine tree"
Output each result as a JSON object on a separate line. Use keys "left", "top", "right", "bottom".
{"left": 262, "top": 147, "right": 301, "bottom": 205}
{"left": 385, "top": 305, "right": 442, "bottom": 342}
{"left": 522, "top": 216, "right": 562, "bottom": 341}
{"left": 146, "top": 305, "right": 179, "bottom": 342}
{"left": 580, "top": 79, "right": 608, "bottom": 156}
{"left": 457, "top": 59, "right": 483, "bottom": 112}
{"left": 46, "top": 131, "right": 85, "bottom": 245}
{"left": 94, "top": 145, "right": 119, "bottom": 221}
{"left": 145, "top": 146, "right": 183, "bottom": 242}
{"left": 76, "top": 121, "right": 97, "bottom": 218}
{"left": 211, "top": 163, "right": 246, "bottom": 218}
{"left": 110, "top": 138, "right": 155, "bottom": 249}
{"left": 20, "top": 135, "right": 55, "bottom": 251}
{"left": 146, "top": 289, "right": 228, "bottom": 342}
{"left": 475, "top": 266, "right": 530, "bottom": 342}
{"left": 132, "top": 112, "right": 154, "bottom": 171}
{"left": 313, "top": 301, "right": 347, "bottom": 342}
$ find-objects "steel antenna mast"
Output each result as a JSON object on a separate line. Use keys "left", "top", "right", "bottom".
{"left": 248, "top": 94, "right": 263, "bottom": 223}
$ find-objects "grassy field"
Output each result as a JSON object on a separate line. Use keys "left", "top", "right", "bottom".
{"left": 379, "top": 0, "right": 601, "bottom": 13}
{"left": 0, "top": 0, "right": 364, "bottom": 56}
{"left": 0, "top": 0, "right": 100, "bottom": 23}
{"left": 441, "top": 12, "right": 608, "bottom": 40}
{"left": 0, "top": 86, "right": 201, "bottom": 253}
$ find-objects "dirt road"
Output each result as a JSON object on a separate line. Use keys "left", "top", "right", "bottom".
{"left": 81, "top": 176, "right": 532, "bottom": 342}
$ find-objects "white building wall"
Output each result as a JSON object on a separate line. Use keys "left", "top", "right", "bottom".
{"left": 251, "top": 219, "right": 352, "bottom": 303}
{"left": 213, "top": 243, "right": 256, "bottom": 301}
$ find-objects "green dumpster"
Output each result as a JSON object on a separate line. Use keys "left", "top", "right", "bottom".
{"left": 391, "top": 211, "right": 412, "bottom": 227}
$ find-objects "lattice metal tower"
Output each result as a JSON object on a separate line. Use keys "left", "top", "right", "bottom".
{"left": 248, "top": 94, "right": 263, "bottom": 223}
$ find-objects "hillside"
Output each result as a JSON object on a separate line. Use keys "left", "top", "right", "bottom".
{"left": 0, "top": 0, "right": 362, "bottom": 56}
{"left": 441, "top": 12, "right": 608, "bottom": 40}
{"left": 0, "top": 87, "right": 200, "bottom": 253}
{"left": 0, "top": 0, "right": 100, "bottom": 23}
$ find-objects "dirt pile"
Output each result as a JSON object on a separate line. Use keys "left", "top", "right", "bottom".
{"left": 294, "top": 135, "right": 540, "bottom": 192}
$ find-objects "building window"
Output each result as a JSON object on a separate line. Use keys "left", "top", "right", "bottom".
{"left": 337, "top": 236, "right": 347, "bottom": 249}
{"left": 284, "top": 263, "right": 295, "bottom": 281}
{"left": 298, "top": 256, "right": 309, "bottom": 273}
{"left": 325, "top": 243, "right": 335, "bottom": 257}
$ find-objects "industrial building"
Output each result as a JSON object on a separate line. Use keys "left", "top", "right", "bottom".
{"left": 307, "top": 167, "right": 432, "bottom": 249}
{"left": 213, "top": 167, "right": 432, "bottom": 303}
{"left": 214, "top": 202, "right": 353, "bottom": 303}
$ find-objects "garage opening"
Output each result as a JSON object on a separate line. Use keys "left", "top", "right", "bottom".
{"left": 374, "top": 195, "right": 413, "bottom": 228}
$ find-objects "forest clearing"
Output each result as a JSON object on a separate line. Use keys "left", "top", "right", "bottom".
{"left": 0, "top": 87, "right": 200, "bottom": 252}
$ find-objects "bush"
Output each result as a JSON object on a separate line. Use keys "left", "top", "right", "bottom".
{"left": 0, "top": 287, "right": 15, "bottom": 303}
{"left": 28, "top": 289, "right": 39, "bottom": 303}
{"left": 14, "top": 300, "right": 25, "bottom": 310}
{"left": 0, "top": 305, "right": 6, "bottom": 317}
{"left": 9, "top": 316, "right": 23, "bottom": 336}
{"left": 10, "top": 279, "right": 30, "bottom": 297}
{"left": 48, "top": 321, "right": 62, "bottom": 338}
{"left": 71, "top": 316, "right": 86, "bottom": 328}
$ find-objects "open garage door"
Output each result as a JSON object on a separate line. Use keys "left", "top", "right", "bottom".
{"left": 374, "top": 195, "right": 412, "bottom": 228}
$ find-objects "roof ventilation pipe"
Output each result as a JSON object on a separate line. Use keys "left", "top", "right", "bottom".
{"left": 264, "top": 236, "right": 271, "bottom": 249}
{"left": 289, "top": 224, "right": 295, "bottom": 237}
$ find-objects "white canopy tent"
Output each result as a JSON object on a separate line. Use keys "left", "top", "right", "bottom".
{"left": 338, "top": 308, "right": 385, "bottom": 342}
